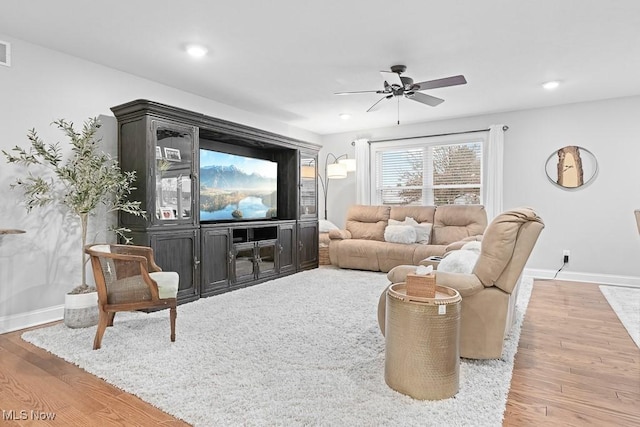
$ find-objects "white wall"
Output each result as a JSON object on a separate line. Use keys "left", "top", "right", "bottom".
{"left": 0, "top": 35, "right": 320, "bottom": 332}
{"left": 320, "top": 96, "right": 640, "bottom": 285}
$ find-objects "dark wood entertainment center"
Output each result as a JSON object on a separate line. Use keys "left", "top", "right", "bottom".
{"left": 111, "top": 100, "right": 320, "bottom": 304}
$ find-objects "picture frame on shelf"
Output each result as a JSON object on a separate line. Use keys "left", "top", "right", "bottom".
{"left": 159, "top": 207, "right": 175, "bottom": 219}
{"left": 155, "top": 146, "right": 162, "bottom": 159}
{"left": 164, "top": 147, "right": 181, "bottom": 161}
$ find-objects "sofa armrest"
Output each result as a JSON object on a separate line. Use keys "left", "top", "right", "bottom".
{"left": 444, "top": 234, "right": 483, "bottom": 253}
{"left": 329, "top": 229, "right": 352, "bottom": 240}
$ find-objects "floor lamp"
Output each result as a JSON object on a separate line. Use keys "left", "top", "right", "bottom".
{"left": 318, "top": 153, "right": 356, "bottom": 220}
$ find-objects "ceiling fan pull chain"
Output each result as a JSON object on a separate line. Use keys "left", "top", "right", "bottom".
{"left": 397, "top": 97, "right": 400, "bottom": 125}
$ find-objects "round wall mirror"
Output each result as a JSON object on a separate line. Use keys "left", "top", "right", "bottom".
{"left": 545, "top": 145, "right": 598, "bottom": 189}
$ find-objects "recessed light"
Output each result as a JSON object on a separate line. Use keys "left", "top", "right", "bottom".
{"left": 186, "top": 44, "right": 208, "bottom": 58}
{"left": 339, "top": 113, "right": 351, "bottom": 120}
{"left": 542, "top": 80, "right": 560, "bottom": 90}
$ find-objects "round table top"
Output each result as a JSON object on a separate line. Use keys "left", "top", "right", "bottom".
{"left": 0, "top": 229, "right": 26, "bottom": 235}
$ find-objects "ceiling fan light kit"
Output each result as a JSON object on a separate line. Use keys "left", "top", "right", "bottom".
{"left": 185, "top": 44, "right": 208, "bottom": 58}
{"left": 335, "top": 64, "right": 467, "bottom": 124}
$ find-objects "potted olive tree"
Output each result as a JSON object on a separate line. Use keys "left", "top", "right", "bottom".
{"left": 3, "top": 117, "right": 145, "bottom": 328}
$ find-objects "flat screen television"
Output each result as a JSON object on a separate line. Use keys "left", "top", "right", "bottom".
{"left": 199, "top": 149, "right": 278, "bottom": 222}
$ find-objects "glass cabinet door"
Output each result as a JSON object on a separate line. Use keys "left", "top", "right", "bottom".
{"left": 153, "top": 121, "right": 196, "bottom": 225}
{"left": 299, "top": 152, "right": 317, "bottom": 219}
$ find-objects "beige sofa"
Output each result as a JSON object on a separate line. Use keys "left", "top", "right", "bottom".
{"left": 328, "top": 204, "right": 487, "bottom": 272}
{"left": 379, "top": 207, "right": 545, "bottom": 359}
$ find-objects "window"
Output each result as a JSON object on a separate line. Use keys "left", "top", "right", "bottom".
{"left": 371, "top": 133, "right": 485, "bottom": 206}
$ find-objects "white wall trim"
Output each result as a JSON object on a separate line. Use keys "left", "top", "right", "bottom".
{"left": 525, "top": 268, "right": 640, "bottom": 288}
{"left": 0, "top": 305, "right": 63, "bottom": 334}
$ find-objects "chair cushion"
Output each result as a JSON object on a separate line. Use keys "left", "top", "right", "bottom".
{"left": 90, "top": 244, "right": 111, "bottom": 253}
{"left": 149, "top": 272, "right": 179, "bottom": 299}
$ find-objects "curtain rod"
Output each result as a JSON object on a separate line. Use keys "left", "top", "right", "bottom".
{"left": 351, "top": 125, "right": 509, "bottom": 145}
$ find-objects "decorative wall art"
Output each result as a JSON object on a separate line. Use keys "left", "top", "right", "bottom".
{"left": 544, "top": 145, "right": 598, "bottom": 189}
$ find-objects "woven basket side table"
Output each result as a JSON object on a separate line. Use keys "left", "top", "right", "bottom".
{"left": 384, "top": 283, "right": 461, "bottom": 400}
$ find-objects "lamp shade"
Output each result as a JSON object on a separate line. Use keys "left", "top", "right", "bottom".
{"left": 338, "top": 158, "right": 356, "bottom": 172}
{"left": 327, "top": 162, "right": 347, "bottom": 179}
{"left": 301, "top": 165, "right": 316, "bottom": 179}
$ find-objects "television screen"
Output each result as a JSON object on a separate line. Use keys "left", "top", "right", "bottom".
{"left": 199, "top": 149, "right": 278, "bottom": 221}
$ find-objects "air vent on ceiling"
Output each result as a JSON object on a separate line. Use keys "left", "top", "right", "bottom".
{"left": 0, "top": 41, "right": 11, "bottom": 67}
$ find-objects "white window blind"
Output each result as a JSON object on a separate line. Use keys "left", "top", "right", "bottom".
{"left": 373, "top": 137, "right": 484, "bottom": 206}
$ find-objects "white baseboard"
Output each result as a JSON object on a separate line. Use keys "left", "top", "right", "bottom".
{"left": 0, "top": 305, "right": 64, "bottom": 334}
{"left": 525, "top": 268, "right": 640, "bottom": 288}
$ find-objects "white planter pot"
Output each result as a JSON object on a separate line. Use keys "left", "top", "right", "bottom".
{"left": 64, "top": 291, "right": 99, "bottom": 328}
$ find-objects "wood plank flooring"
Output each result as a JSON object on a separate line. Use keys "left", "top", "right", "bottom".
{"left": 0, "top": 279, "right": 638, "bottom": 426}
{"left": 504, "top": 280, "right": 640, "bottom": 426}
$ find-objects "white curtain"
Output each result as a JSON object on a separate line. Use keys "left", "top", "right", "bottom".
{"left": 485, "top": 125, "right": 505, "bottom": 221}
{"left": 354, "top": 138, "right": 370, "bottom": 205}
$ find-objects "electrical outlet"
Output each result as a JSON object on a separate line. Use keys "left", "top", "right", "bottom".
{"left": 563, "top": 249, "right": 570, "bottom": 264}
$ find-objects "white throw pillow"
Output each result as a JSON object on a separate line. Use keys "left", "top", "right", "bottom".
{"left": 461, "top": 240, "right": 482, "bottom": 253}
{"left": 401, "top": 216, "right": 432, "bottom": 244}
{"left": 415, "top": 223, "right": 432, "bottom": 244}
{"left": 319, "top": 219, "right": 339, "bottom": 233}
{"left": 438, "top": 249, "right": 480, "bottom": 274}
{"left": 384, "top": 225, "right": 417, "bottom": 244}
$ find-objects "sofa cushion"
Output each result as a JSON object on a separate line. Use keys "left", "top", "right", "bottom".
{"left": 346, "top": 205, "right": 390, "bottom": 241}
{"left": 377, "top": 243, "right": 420, "bottom": 272}
{"left": 432, "top": 205, "right": 487, "bottom": 245}
{"left": 390, "top": 206, "right": 436, "bottom": 223}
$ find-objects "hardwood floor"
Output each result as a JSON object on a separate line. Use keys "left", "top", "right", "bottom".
{"left": 504, "top": 280, "right": 640, "bottom": 426}
{"left": 0, "top": 279, "right": 638, "bottom": 426}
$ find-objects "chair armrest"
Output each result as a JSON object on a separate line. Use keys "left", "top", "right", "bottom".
{"left": 433, "top": 271, "right": 484, "bottom": 297}
{"left": 111, "top": 244, "right": 163, "bottom": 272}
{"left": 386, "top": 265, "right": 483, "bottom": 298}
{"left": 444, "top": 235, "right": 483, "bottom": 253}
{"left": 329, "top": 229, "right": 352, "bottom": 240}
{"left": 386, "top": 265, "right": 419, "bottom": 283}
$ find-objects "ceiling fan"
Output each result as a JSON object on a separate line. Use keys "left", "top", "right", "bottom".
{"left": 335, "top": 65, "right": 467, "bottom": 115}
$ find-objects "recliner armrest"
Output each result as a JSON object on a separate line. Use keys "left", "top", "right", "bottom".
{"left": 433, "top": 271, "right": 484, "bottom": 297}
{"left": 329, "top": 229, "right": 352, "bottom": 240}
{"left": 443, "top": 235, "right": 483, "bottom": 253}
{"left": 386, "top": 265, "right": 484, "bottom": 298}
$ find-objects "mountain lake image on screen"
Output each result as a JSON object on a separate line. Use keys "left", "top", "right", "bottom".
{"left": 199, "top": 149, "right": 278, "bottom": 221}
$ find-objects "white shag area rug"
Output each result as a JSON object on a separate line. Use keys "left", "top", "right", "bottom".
{"left": 22, "top": 268, "right": 534, "bottom": 426}
{"left": 599, "top": 285, "right": 640, "bottom": 348}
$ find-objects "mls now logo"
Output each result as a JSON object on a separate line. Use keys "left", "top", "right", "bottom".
{"left": 2, "top": 410, "right": 56, "bottom": 421}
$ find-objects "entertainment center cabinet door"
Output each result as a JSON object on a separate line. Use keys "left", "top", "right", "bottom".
{"left": 256, "top": 239, "right": 277, "bottom": 279}
{"left": 278, "top": 223, "right": 296, "bottom": 275}
{"left": 147, "top": 229, "right": 200, "bottom": 304}
{"left": 299, "top": 151, "right": 318, "bottom": 220}
{"left": 151, "top": 120, "right": 197, "bottom": 227}
{"left": 297, "top": 220, "right": 319, "bottom": 270}
{"left": 233, "top": 242, "right": 256, "bottom": 285}
{"left": 201, "top": 227, "right": 231, "bottom": 296}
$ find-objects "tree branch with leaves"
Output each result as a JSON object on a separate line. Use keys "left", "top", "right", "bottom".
{"left": 3, "top": 117, "right": 145, "bottom": 292}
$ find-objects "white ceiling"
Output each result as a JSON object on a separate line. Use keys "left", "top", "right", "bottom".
{"left": 1, "top": 1, "right": 640, "bottom": 135}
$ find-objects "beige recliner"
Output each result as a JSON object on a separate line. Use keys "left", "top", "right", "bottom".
{"left": 378, "top": 207, "right": 544, "bottom": 359}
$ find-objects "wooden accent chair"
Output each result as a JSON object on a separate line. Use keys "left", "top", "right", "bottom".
{"left": 85, "top": 244, "right": 179, "bottom": 350}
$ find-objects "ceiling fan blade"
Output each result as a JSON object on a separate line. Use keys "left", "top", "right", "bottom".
{"left": 380, "top": 71, "right": 403, "bottom": 88}
{"left": 366, "top": 96, "right": 392, "bottom": 112}
{"left": 414, "top": 75, "right": 467, "bottom": 91}
{"left": 334, "top": 89, "right": 383, "bottom": 95}
{"left": 406, "top": 92, "right": 444, "bottom": 107}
